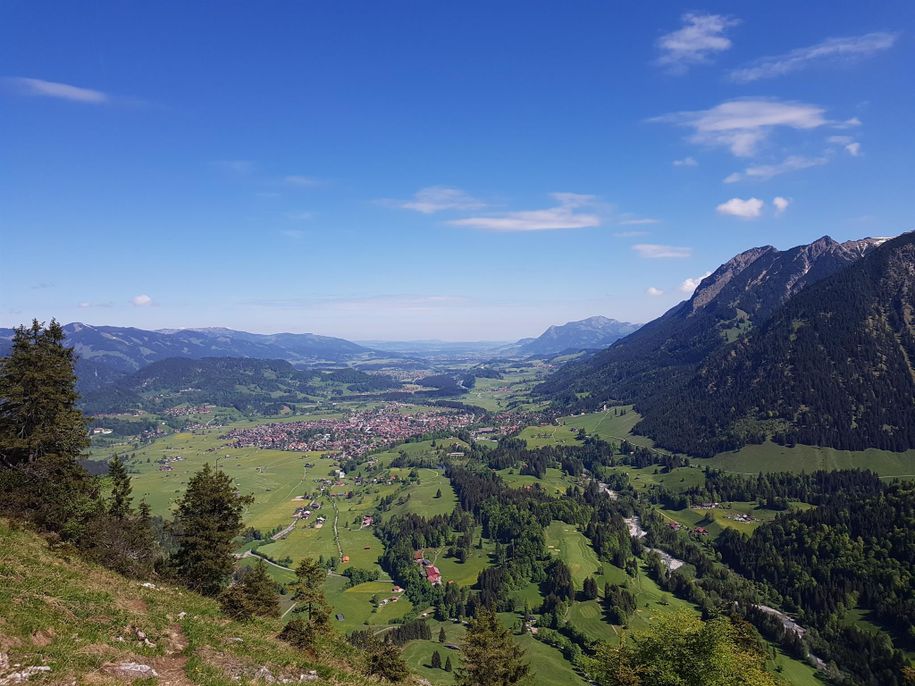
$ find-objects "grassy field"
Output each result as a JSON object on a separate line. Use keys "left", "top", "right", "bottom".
{"left": 499, "top": 466, "right": 572, "bottom": 495}
{"left": 704, "top": 441, "right": 915, "bottom": 477}
{"left": 543, "top": 521, "right": 604, "bottom": 588}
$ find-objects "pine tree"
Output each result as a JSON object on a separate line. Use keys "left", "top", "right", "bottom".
{"left": 439, "top": 626, "right": 447, "bottom": 643}
{"left": 445, "top": 655, "right": 453, "bottom": 673}
{"left": 108, "top": 454, "right": 132, "bottom": 519}
{"left": 0, "top": 320, "right": 96, "bottom": 537}
{"left": 171, "top": 463, "right": 252, "bottom": 596}
{"left": 280, "top": 557, "right": 332, "bottom": 649}
{"left": 367, "top": 639, "right": 410, "bottom": 682}
{"left": 435, "top": 488, "right": 442, "bottom": 498}
{"left": 220, "top": 561, "right": 280, "bottom": 620}
{"left": 457, "top": 607, "right": 529, "bottom": 686}
{"left": 0, "top": 320, "right": 88, "bottom": 467}
{"left": 431, "top": 650, "right": 442, "bottom": 669}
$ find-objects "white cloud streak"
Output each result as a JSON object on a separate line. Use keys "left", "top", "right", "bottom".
{"left": 773, "top": 196, "right": 790, "bottom": 215}
{"left": 131, "top": 294, "right": 153, "bottom": 307}
{"left": 656, "top": 13, "right": 739, "bottom": 73}
{"left": 646, "top": 287, "right": 665, "bottom": 297}
{"left": 449, "top": 193, "right": 601, "bottom": 232}
{"left": 724, "top": 155, "right": 828, "bottom": 183}
{"left": 673, "top": 156, "right": 698, "bottom": 167}
{"left": 396, "top": 186, "right": 486, "bottom": 214}
{"left": 632, "top": 244, "right": 692, "bottom": 259}
{"left": 716, "top": 197, "right": 764, "bottom": 219}
{"left": 652, "top": 98, "right": 829, "bottom": 157}
{"left": 5, "top": 77, "right": 109, "bottom": 104}
{"left": 730, "top": 32, "right": 899, "bottom": 83}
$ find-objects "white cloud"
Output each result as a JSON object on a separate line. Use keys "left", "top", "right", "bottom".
{"left": 773, "top": 196, "right": 790, "bottom": 215}
{"left": 618, "top": 217, "right": 660, "bottom": 226}
{"left": 673, "top": 157, "right": 698, "bottom": 167}
{"left": 79, "top": 302, "right": 91, "bottom": 309}
{"left": 646, "top": 287, "right": 665, "bottom": 297}
{"left": 656, "top": 13, "right": 739, "bottom": 73}
{"left": 632, "top": 243, "right": 692, "bottom": 259}
{"left": 284, "top": 175, "right": 319, "bottom": 188}
{"left": 680, "top": 272, "right": 713, "bottom": 294}
{"left": 716, "top": 197, "right": 764, "bottom": 219}
{"left": 730, "top": 32, "right": 898, "bottom": 83}
{"left": 396, "top": 186, "right": 486, "bottom": 214}
{"left": 449, "top": 193, "right": 601, "bottom": 232}
{"left": 845, "top": 142, "right": 861, "bottom": 156}
{"left": 613, "top": 231, "right": 649, "bottom": 238}
{"left": 724, "top": 155, "right": 828, "bottom": 183}
{"left": 131, "top": 294, "right": 153, "bottom": 307}
{"left": 652, "top": 98, "right": 828, "bottom": 157}
{"left": 4, "top": 77, "right": 109, "bottom": 104}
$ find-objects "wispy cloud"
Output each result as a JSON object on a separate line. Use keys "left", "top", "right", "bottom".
{"left": 773, "top": 196, "right": 790, "bottom": 215}
{"left": 656, "top": 13, "right": 739, "bottom": 74}
{"left": 131, "top": 294, "right": 153, "bottom": 307}
{"left": 680, "top": 272, "right": 712, "bottom": 294}
{"left": 716, "top": 197, "right": 764, "bottom": 219}
{"left": 632, "top": 243, "right": 692, "bottom": 259}
{"left": 730, "top": 32, "right": 898, "bottom": 83}
{"left": 652, "top": 98, "right": 829, "bottom": 157}
{"left": 646, "top": 286, "right": 665, "bottom": 296}
{"left": 393, "top": 186, "right": 486, "bottom": 214}
{"left": 4, "top": 77, "right": 109, "bottom": 104}
{"left": 830, "top": 136, "right": 863, "bottom": 157}
{"left": 449, "top": 193, "right": 601, "bottom": 232}
{"left": 673, "top": 156, "right": 698, "bottom": 167}
{"left": 724, "top": 154, "right": 828, "bottom": 183}
{"left": 618, "top": 216, "right": 660, "bottom": 226}
{"left": 613, "top": 230, "right": 649, "bottom": 238}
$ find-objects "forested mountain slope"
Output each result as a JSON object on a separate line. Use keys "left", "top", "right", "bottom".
{"left": 538, "top": 233, "right": 907, "bottom": 455}
{"left": 80, "top": 356, "right": 401, "bottom": 414}
{"left": 640, "top": 230, "right": 915, "bottom": 454}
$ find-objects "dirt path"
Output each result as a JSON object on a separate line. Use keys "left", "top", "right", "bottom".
{"left": 331, "top": 499, "right": 343, "bottom": 560}
{"left": 242, "top": 549, "right": 294, "bottom": 572}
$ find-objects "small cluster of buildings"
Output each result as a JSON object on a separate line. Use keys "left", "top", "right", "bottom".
{"left": 157, "top": 454, "right": 185, "bottom": 472}
{"left": 163, "top": 404, "right": 213, "bottom": 417}
{"left": 413, "top": 550, "right": 442, "bottom": 585}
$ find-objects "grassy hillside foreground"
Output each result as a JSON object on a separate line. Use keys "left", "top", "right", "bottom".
{"left": 0, "top": 518, "right": 387, "bottom": 686}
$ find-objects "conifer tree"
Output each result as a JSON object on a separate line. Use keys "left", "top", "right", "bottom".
{"left": 457, "top": 607, "right": 529, "bottom": 686}
{"left": 171, "top": 462, "right": 252, "bottom": 596}
{"left": 280, "top": 557, "right": 332, "bottom": 649}
{"left": 220, "top": 561, "right": 280, "bottom": 620}
{"left": 431, "top": 650, "right": 442, "bottom": 669}
{"left": 108, "top": 454, "right": 132, "bottom": 519}
{"left": 0, "top": 320, "right": 88, "bottom": 467}
{"left": 445, "top": 655, "right": 453, "bottom": 672}
{"left": 439, "top": 626, "right": 447, "bottom": 643}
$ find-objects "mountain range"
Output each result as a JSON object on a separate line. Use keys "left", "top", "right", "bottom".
{"left": 514, "top": 316, "right": 641, "bottom": 356}
{"left": 539, "top": 233, "right": 913, "bottom": 455}
{"left": 0, "top": 323, "right": 377, "bottom": 393}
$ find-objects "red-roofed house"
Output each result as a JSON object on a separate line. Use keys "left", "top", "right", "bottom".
{"left": 425, "top": 565, "right": 442, "bottom": 585}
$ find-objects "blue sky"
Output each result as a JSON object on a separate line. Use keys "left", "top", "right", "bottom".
{"left": 2, "top": 2, "right": 913, "bottom": 340}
